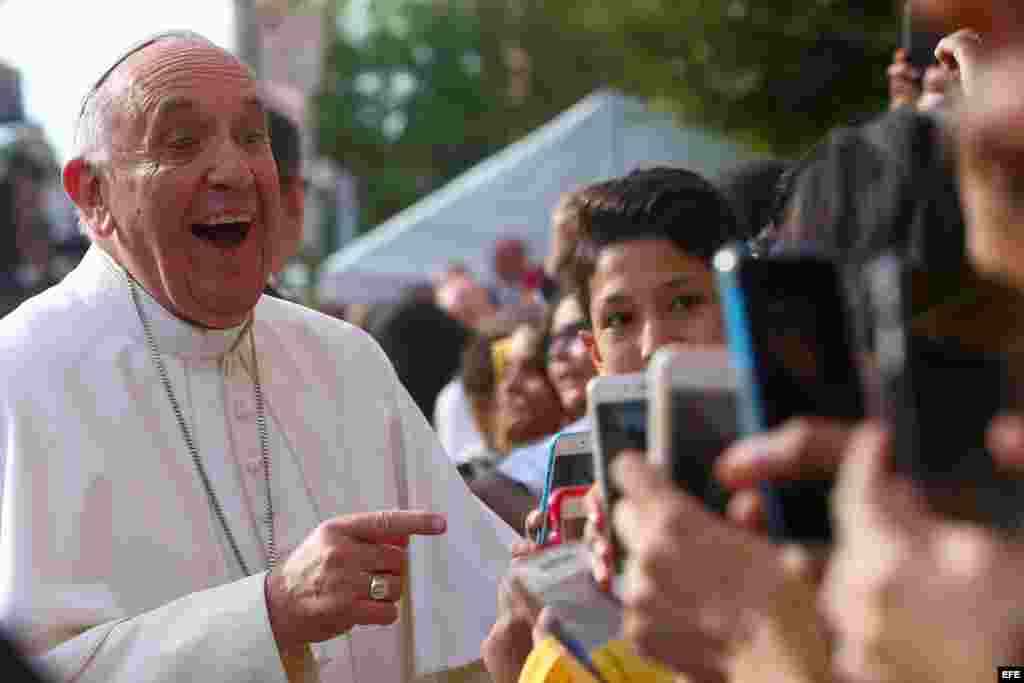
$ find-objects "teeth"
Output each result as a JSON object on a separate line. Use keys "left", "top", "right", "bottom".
{"left": 199, "top": 214, "right": 252, "bottom": 225}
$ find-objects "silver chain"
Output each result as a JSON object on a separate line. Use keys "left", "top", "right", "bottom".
{"left": 127, "top": 276, "right": 277, "bottom": 575}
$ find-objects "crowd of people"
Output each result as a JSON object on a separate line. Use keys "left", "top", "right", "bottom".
{"left": 5, "top": 1, "right": 1024, "bottom": 681}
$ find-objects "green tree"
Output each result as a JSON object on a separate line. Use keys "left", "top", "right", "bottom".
{"left": 555, "top": 0, "right": 901, "bottom": 156}
{"left": 316, "top": 0, "right": 620, "bottom": 232}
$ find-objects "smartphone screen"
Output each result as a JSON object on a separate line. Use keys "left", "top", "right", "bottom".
{"left": 739, "top": 259, "right": 865, "bottom": 428}
{"left": 595, "top": 398, "right": 647, "bottom": 571}
{"left": 595, "top": 399, "right": 648, "bottom": 505}
{"left": 669, "top": 386, "right": 736, "bottom": 515}
{"left": 551, "top": 451, "right": 594, "bottom": 490}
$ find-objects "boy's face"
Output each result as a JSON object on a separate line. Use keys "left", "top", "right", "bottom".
{"left": 581, "top": 238, "right": 724, "bottom": 375}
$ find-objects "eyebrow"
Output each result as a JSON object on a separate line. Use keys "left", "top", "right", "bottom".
{"left": 598, "top": 276, "right": 695, "bottom": 310}
{"left": 148, "top": 95, "right": 267, "bottom": 132}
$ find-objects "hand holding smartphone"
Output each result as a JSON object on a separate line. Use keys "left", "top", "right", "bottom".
{"left": 537, "top": 431, "right": 593, "bottom": 546}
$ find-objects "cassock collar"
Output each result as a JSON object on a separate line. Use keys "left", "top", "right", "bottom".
{"left": 82, "top": 246, "right": 250, "bottom": 361}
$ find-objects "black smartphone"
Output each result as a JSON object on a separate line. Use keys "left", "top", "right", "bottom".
{"left": 867, "top": 254, "right": 1024, "bottom": 530}
{"left": 903, "top": 1, "right": 945, "bottom": 74}
{"left": 649, "top": 346, "right": 737, "bottom": 515}
{"left": 588, "top": 373, "right": 647, "bottom": 578}
{"left": 715, "top": 244, "right": 866, "bottom": 543}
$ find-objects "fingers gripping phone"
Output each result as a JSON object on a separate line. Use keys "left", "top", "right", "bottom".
{"left": 714, "top": 244, "right": 866, "bottom": 543}
{"left": 867, "top": 254, "right": 1024, "bottom": 530}
{"left": 537, "top": 431, "right": 594, "bottom": 546}
{"left": 588, "top": 373, "right": 647, "bottom": 574}
{"left": 649, "top": 346, "right": 737, "bottom": 515}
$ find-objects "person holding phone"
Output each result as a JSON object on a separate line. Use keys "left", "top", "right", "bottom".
{"left": 608, "top": 104, "right": 971, "bottom": 680}
{"left": 483, "top": 166, "right": 758, "bottom": 682}
{"left": 810, "top": 26, "right": 1024, "bottom": 683}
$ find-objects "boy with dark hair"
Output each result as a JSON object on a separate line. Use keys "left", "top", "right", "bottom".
{"left": 570, "top": 166, "right": 743, "bottom": 376}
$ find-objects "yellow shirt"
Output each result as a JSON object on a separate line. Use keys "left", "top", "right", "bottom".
{"left": 520, "top": 636, "right": 676, "bottom": 683}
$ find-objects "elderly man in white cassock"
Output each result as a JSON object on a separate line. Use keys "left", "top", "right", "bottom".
{"left": 0, "top": 31, "right": 518, "bottom": 683}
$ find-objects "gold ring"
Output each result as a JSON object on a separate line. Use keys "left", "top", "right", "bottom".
{"left": 369, "top": 574, "right": 390, "bottom": 601}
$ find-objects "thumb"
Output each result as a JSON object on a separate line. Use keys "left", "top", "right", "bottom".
{"left": 835, "top": 422, "right": 929, "bottom": 534}
{"left": 988, "top": 413, "right": 1024, "bottom": 471}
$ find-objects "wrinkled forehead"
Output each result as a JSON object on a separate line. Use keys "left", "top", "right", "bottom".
{"left": 102, "top": 38, "right": 257, "bottom": 124}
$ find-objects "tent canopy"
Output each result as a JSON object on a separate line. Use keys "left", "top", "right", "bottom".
{"left": 319, "top": 89, "right": 752, "bottom": 304}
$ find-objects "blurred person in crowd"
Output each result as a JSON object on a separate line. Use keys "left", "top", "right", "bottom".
{"left": 366, "top": 292, "right": 470, "bottom": 421}
{"left": 483, "top": 166, "right": 749, "bottom": 683}
{"left": 814, "top": 30, "right": 1024, "bottom": 683}
{"left": 0, "top": 30, "right": 517, "bottom": 683}
{"left": 541, "top": 291, "right": 596, "bottom": 423}
{"left": 435, "top": 267, "right": 499, "bottom": 330}
{"left": 714, "top": 158, "right": 790, "bottom": 242}
{"left": 816, "top": 40, "right": 1024, "bottom": 680}
{"left": 433, "top": 267, "right": 503, "bottom": 460}
{"left": 602, "top": 104, "right": 973, "bottom": 682}
{"left": 0, "top": 129, "right": 60, "bottom": 316}
{"left": 465, "top": 322, "right": 567, "bottom": 531}
{"left": 264, "top": 107, "right": 304, "bottom": 295}
{"left": 468, "top": 289, "right": 598, "bottom": 528}
{"left": 491, "top": 236, "right": 531, "bottom": 307}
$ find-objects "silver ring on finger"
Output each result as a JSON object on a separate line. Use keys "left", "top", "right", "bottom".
{"left": 369, "top": 574, "right": 390, "bottom": 601}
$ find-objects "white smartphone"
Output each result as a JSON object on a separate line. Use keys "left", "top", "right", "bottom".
{"left": 587, "top": 372, "right": 647, "bottom": 575}
{"left": 537, "top": 431, "right": 593, "bottom": 545}
{"left": 648, "top": 346, "right": 738, "bottom": 514}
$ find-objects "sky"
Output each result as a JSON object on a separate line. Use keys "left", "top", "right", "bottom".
{"left": 0, "top": 0, "right": 236, "bottom": 163}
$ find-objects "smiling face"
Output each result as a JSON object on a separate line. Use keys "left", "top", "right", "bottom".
{"left": 496, "top": 325, "right": 565, "bottom": 449}
{"left": 546, "top": 295, "right": 596, "bottom": 418}
{"left": 581, "top": 238, "right": 724, "bottom": 375}
{"left": 66, "top": 38, "right": 287, "bottom": 328}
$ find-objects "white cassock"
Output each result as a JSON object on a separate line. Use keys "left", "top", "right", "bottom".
{"left": 0, "top": 247, "right": 518, "bottom": 682}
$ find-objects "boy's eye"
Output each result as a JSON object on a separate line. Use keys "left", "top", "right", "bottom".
{"left": 167, "top": 135, "right": 198, "bottom": 150}
{"left": 670, "top": 294, "right": 706, "bottom": 312}
{"left": 243, "top": 129, "right": 268, "bottom": 145}
{"left": 604, "top": 311, "right": 630, "bottom": 329}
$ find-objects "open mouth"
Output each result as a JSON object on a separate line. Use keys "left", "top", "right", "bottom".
{"left": 191, "top": 221, "right": 252, "bottom": 248}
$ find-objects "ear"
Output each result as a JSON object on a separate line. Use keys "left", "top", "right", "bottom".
{"left": 580, "top": 329, "right": 605, "bottom": 375}
{"left": 63, "top": 158, "right": 114, "bottom": 238}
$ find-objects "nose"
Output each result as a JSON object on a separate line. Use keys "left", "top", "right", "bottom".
{"left": 206, "top": 138, "right": 255, "bottom": 190}
{"left": 639, "top": 316, "right": 678, "bottom": 365}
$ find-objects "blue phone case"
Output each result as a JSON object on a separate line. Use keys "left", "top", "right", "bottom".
{"left": 536, "top": 430, "right": 590, "bottom": 545}
{"left": 535, "top": 436, "right": 561, "bottom": 545}
{"left": 715, "top": 243, "right": 790, "bottom": 539}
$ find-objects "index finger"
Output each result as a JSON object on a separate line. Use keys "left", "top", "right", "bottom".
{"left": 330, "top": 510, "right": 447, "bottom": 542}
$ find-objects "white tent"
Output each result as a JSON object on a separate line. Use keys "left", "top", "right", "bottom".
{"left": 318, "top": 89, "right": 752, "bottom": 304}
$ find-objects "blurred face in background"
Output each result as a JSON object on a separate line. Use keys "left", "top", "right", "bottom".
{"left": 546, "top": 294, "right": 596, "bottom": 419}
{"left": 582, "top": 238, "right": 724, "bottom": 376}
{"left": 496, "top": 324, "right": 565, "bottom": 450}
{"left": 494, "top": 237, "right": 528, "bottom": 285}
